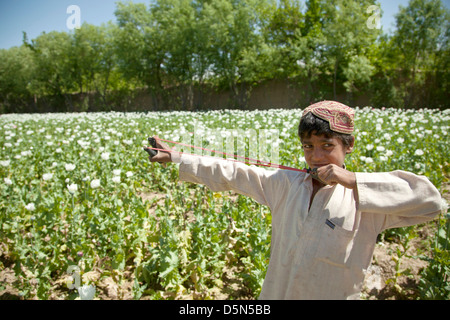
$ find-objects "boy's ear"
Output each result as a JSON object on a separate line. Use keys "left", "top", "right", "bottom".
{"left": 346, "top": 136, "right": 355, "bottom": 154}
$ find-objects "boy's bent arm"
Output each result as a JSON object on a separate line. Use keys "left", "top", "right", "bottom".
{"left": 355, "top": 170, "right": 442, "bottom": 231}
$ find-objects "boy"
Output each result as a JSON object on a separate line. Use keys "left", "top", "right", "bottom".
{"left": 147, "top": 100, "right": 442, "bottom": 299}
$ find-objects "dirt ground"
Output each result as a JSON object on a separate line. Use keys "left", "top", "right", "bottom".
{"left": 361, "top": 235, "right": 431, "bottom": 300}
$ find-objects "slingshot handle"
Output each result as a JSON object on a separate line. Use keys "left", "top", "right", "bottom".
{"left": 143, "top": 137, "right": 158, "bottom": 157}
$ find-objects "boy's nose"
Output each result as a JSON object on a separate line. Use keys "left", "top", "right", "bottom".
{"left": 311, "top": 148, "right": 325, "bottom": 162}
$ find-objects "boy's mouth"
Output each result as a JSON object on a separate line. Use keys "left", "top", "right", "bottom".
{"left": 311, "top": 163, "right": 328, "bottom": 168}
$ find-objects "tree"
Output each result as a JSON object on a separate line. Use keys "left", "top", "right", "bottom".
{"left": 72, "top": 23, "right": 121, "bottom": 109}
{"left": 321, "top": 0, "right": 381, "bottom": 101}
{"left": 265, "top": 0, "right": 304, "bottom": 49}
{"left": 200, "top": 0, "right": 266, "bottom": 106}
{"left": 114, "top": 1, "right": 167, "bottom": 108}
{"left": 288, "top": 27, "right": 327, "bottom": 104}
{"left": 0, "top": 46, "right": 34, "bottom": 112}
{"left": 261, "top": 0, "right": 305, "bottom": 80}
{"left": 365, "top": 34, "right": 404, "bottom": 108}
{"left": 150, "top": 0, "right": 210, "bottom": 108}
{"left": 303, "top": 0, "right": 322, "bottom": 35}
{"left": 23, "top": 31, "right": 78, "bottom": 111}
{"left": 391, "top": 0, "right": 449, "bottom": 107}
{"left": 287, "top": 0, "right": 327, "bottom": 104}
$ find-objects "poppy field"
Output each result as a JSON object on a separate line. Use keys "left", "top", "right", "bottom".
{"left": 0, "top": 107, "right": 449, "bottom": 300}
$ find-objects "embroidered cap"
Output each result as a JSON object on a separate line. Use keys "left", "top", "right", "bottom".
{"left": 302, "top": 100, "right": 355, "bottom": 134}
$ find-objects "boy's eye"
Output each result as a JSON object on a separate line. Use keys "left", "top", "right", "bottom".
{"left": 302, "top": 143, "right": 334, "bottom": 149}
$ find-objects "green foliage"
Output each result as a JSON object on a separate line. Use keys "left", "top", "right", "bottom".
{"left": 1, "top": 0, "right": 449, "bottom": 112}
{"left": 391, "top": 0, "right": 450, "bottom": 108}
{"left": 418, "top": 211, "right": 450, "bottom": 299}
{"left": 0, "top": 46, "right": 34, "bottom": 113}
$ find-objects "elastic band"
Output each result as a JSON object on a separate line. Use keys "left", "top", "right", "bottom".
{"left": 148, "top": 138, "right": 307, "bottom": 173}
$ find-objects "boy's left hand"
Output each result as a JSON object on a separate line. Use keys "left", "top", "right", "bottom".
{"left": 315, "top": 164, "right": 357, "bottom": 190}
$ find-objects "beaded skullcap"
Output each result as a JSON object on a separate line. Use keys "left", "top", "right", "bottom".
{"left": 302, "top": 100, "right": 355, "bottom": 134}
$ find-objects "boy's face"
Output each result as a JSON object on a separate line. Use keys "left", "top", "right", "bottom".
{"left": 301, "top": 133, "right": 354, "bottom": 169}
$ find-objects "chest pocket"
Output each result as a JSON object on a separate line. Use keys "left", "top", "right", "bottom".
{"left": 315, "top": 219, "right": 356, "bottom": 268}
{"left": 314, "top": 186, "right": 359, "bottom": 268}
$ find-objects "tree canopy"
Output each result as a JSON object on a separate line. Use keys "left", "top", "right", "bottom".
{"left": 0, "top": 0, "right": 448, "bottom": 113}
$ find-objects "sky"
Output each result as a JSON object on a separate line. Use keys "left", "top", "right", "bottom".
{"left": 0, "top": 0, "right": 449, "bottom": 49}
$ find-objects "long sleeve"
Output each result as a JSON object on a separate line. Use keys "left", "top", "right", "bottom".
{"left": 178, "top": 154, "right": 296, "bottom": 211}
{"left": 355, "top": 170, "right": 442, "bottom": 231}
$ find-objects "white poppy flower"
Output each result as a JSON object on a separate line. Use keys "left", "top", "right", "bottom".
{"left": 101, "top": 152, "right": 110, "bottom": 160}
{"left": 67, "top": 183, "right": 78, "bottom": 194}
{"left": 0, "top": 160, "right": 11, "bottom": 167}
{"left": 25, "top": 203, "right": 36, "bottom": 211}
{"left": 90, "top": 179, "right": 101, "bottom": 189}
{"left": 65, "top": 163, "right": 76, "bottom": 171}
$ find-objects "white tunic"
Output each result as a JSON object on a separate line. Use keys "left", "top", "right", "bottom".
{"left": 177, "top": 154, "right": 442, "bottom": 299}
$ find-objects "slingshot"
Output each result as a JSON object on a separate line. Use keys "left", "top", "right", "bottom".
{"left": 144, "top": 136, "right": 323, "bottom": 181}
